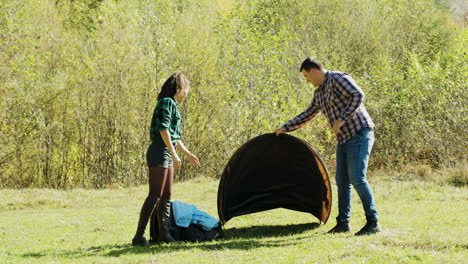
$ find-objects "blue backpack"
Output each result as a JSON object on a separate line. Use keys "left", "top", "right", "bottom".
{"left": 150, "top": 201, "right": 223, "bottom": 242}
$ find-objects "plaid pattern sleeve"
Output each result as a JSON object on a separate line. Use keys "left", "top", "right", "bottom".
{"left": 282, "top": 96, "right": 320, "bottom": 132}
{"left": 332, "top": 73, "right": 364, "bottom": 122}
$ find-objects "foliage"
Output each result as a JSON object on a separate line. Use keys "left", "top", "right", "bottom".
{"left": 0, "top": 0, "right": 466, "bottom": 188}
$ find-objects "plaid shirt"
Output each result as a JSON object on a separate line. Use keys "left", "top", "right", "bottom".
{"left": 282, "top": 71, "right": 375, "bottom": 145}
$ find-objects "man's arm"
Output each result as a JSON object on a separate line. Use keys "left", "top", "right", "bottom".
{"left": 275, "top": 98, "right": 320, "bottom": 135}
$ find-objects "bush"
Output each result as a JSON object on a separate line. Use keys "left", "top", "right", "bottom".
{"left": 0, "top": 0, "right": 465, "bottom": 188}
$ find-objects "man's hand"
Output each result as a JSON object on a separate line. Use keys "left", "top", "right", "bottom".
{"left": 274, "top": 127, "right": 287, "bottom": 136}
{"left": 332, "top": 120, "right": 345, "bottom": 135}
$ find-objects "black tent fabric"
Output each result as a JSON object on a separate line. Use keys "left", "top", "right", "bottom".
{"left": 217, "top": 133, "right": 332, "bottom": 224}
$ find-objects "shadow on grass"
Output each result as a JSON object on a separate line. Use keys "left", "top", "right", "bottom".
{"left": 111, "top": 223, "right": 320, "bottom": 256}
{"left": 106, "top": 222, "right": 321, "bottom": 256}
{"left": 20, "top": 222, "right": 321, "bottom": 259}
{"left": 223, "top": 222, "right": 321, "bottom": 239}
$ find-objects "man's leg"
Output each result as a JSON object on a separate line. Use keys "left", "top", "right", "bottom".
{"left": 328, "top": 144, "right": 352, "bottom": 233}
{"left": 346, "top": 129, "right": 380, "bottom": 235}
{"left": 336, "top": 144, "right": 352, "bottom": 222}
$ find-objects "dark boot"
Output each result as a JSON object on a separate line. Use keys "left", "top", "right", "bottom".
{"left": 157, "top": 197, "right": 176, "bottom": 243}
{"left": 327, "top": 220, "right": 351, "bottom": 234}
{"left": 132, "top": 196, "right": 159, "bottom": 246}
{"left": 355, "top": 219, "right": 381, "bottom": 236}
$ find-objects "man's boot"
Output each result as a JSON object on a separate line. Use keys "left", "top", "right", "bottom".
{"left": 327, "top": 220, "right": 351, "bottom": 234}
{"left": 132, "top": 196, "right": 159, "bottom": 246}
{"left": 355, "top": 218, "right": 381, "bottom": 236}
{"left": 157, "top": 197, "right": 176, "bottom": 243}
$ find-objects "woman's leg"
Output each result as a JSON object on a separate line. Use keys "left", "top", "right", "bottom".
{"left": 161, "top": 167, "right": 174, "bottom": 198}
{"left": 149, "top": 166, "right": 169, "bottom": 198}
{"left": 157, "top": 167, "right": 175, "bottom": 242}
{"left": 133, "top": 167, "right": 169, "bottom": 245}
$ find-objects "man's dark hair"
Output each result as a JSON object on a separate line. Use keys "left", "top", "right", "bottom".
{"left": 299, "top": 57, "right": 324, "bottom": 71}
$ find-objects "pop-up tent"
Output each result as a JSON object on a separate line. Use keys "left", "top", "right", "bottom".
{"left": 217, "top": 133, "right": 332, "bottom": 224}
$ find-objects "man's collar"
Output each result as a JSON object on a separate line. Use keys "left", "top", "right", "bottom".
{"left": 318, "top": 71, "right": 330, "bottom": 88}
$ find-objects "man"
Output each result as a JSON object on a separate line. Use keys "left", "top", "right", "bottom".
{"left": 275, "top": 57, "right": 381, "bottom": 235}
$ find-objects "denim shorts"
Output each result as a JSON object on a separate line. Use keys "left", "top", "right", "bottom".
{"left": 146, "top": 142, "right": 173, "bottom": 168}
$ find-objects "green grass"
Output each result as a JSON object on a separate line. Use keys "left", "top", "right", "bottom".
{"left": 1, "top": 170, "right": 467, "bottom": 264}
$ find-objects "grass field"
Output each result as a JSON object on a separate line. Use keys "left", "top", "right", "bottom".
{"left": 0, "top": 168, "right": 467, "bottom": 264}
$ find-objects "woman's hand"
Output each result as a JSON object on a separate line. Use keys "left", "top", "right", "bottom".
{"left": 186, "top": 153, "right": 200, "bottom": 167}
{"left": 177, "top": 140, "right": 200, "bottom": 167}
{"left": 172, "top": 152, "right": 182, "bottom": 169}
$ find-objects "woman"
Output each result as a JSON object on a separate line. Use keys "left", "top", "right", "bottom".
{"left": 132, "top": 72, "right": 200, "bottom": 246}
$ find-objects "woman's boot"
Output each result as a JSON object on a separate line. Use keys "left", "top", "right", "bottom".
{"left": 132, "top": 196, "right": 159, "bottom": 246}
{"left": 157, "top": 197, "right": 176, "bottom": 242}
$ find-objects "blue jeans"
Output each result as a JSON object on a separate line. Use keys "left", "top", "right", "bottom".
{"left": 336, "top": 128, "right": 378, "bottom": 222}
